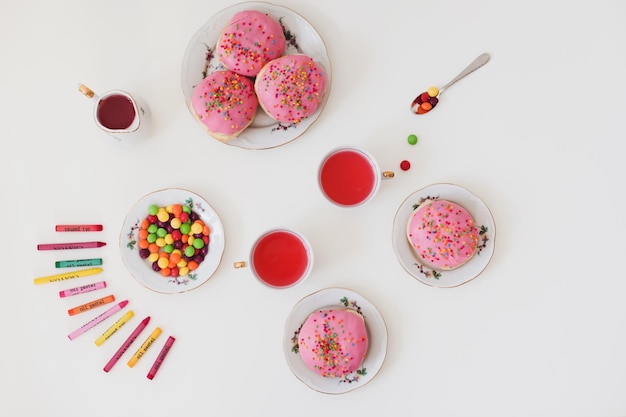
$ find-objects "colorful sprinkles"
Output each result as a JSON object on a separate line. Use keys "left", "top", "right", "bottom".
{"left": 217, "top": 10, "right": 286, "bottom": 77}
{"left": 297, "top": 309, "right": 368, "bottom": 378}
{"left": 407, "top": 199, "right": 480, "bottom": 270}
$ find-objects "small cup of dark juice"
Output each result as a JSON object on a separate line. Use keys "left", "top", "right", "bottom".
{"left": 79, "top": 84, "right": 150, "bottom": 142}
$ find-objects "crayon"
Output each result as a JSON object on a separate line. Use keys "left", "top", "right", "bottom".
{"left": 68, "top": 294, "right": 115, "bottom": 316}
{"left": 55, "top": 224, "right": 103, "bottom": 232}
{"left": 104, "top": 316, "right": 150, "bottom": 372}
{"left": 59, "top": 281, "right": 106, "bottom": 298}
{"left": 33, "top": 267, "right": 103, "bottom": 285}
{"left": 95, "top": 310, "right": 134, "bottom": 346}
{"left": 147, "top": 336, "right": 176, "bottom": 380}
{"left": 37, "top": 241, "right": 106, "bottom": 250}
{"left": 68, "top": 300, "right": 128, "bottom": 340}
{"left": 128, "top": 327, "right": 162, "bottom": 368}
{"left": 55, "top": 258, "right": 102, "bottom": 268}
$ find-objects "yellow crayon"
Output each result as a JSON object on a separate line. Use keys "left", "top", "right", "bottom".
{"left": 128, "top": 327, "right": 162, "bottom": 368}
{"left": 33, "top": 267, "right": 103, "bottom": 285}
{"left": 95, "top": 310, "right": 135, "bottom": 346}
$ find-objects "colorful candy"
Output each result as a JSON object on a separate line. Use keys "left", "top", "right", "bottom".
{"left": 400, "top": 160, "right": 411, "bottom": 171}
{"left": 137, "top": 204, "right": 210, "bottom": 277}
{"left": 411, "top": 86, "right": 439, "bottom": 114}
{"left": 407, "top": 134, "right": 418, "bottom": 145}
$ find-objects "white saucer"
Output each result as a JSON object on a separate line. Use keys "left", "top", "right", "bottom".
{"left": 283, "top": 287, "right": 387, "bottom": 394}
{"left": 392, "top": 183, "right": 496, "bottom": 288}
{"left": 181, "top": 2, "right": 331, "bottom": 150}
{"left": 120, "top": 188, "right": 225, "bottom": 294}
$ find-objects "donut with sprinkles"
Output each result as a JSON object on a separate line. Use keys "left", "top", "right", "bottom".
{"left": 255, "top": 54, "right": 327, "bottom": 125}
{"left": 190, "top": 70, "right": 258, "bottom": 142}
{"left": 407, "top": 199, "right": 481, "bottom": 270}
{"left": 217, "top": 10, "right": 286, "bottom": 77}
{"left": 298, "top": 309, "right": 368, "bottom": 378}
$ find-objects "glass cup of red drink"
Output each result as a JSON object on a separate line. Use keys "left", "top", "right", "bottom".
{"left": 234, "top": 229, "right": 313, "bottom": 289}
{"left": 78, "top": 84, "right": 151, "bottom": 142}
{"left": 318, "top": 146, "right": 395, "bottom": 207}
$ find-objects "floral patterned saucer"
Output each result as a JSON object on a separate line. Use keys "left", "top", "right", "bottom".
{"left": 283, "top": 287, "right": 387, "bottom": 394}
{"left": 181, "top": 1, "right": 332, "bottom": 150}
{"left": 392, "top": 183, "right": 496, "bottom": 288}
{"left": 120, "top": 188, "right": 225, "bottom": 294}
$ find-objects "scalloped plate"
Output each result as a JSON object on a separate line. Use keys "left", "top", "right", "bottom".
{"left": 120, "top": 188, "right": 225, "bottom": 294}
{"left": 392, "top": 183, "right": 496, "bottom": 288}
{"left": 181, "top": 1, "right": 331, "bottom": 149}
{"left": 283, "top": 287, "right": 387, "bottom": 394}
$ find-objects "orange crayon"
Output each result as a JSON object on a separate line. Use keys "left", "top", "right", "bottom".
{"left": 68, "top": 294, "right": 115, "bottom": 316}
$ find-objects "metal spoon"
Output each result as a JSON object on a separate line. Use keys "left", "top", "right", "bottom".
{"left": 410, "top": 52, "right": 491, "bottom": 114}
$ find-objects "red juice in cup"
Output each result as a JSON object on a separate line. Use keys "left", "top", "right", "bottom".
{"left": 251, "top": 230, "right": 311, "bottom": 288}
{"left": 96, "top": 94, "right": 136, "bottom": 129}
{"left": 319, "top": 148, "right": 379, "bottom": 207}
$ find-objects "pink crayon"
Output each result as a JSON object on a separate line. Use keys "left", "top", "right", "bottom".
{"left": 68, "top": 300, "right": 128, "bottom": 340}
{"left": 59, "top": 281, "right": 107, "bottom": 298}
{"left": 37, "top": 241, "right": 106, "bottom": 250}
{"left": 104, "top": 316, "right": 151, "bottom": 373}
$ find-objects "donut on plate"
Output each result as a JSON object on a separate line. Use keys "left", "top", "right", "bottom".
{"left": 217, "top": 10, "right": 286, "bottom": 77}
{"left": 190, "top": 70, "right": 258, "bottom": 142}
{"left": 254, "top": 54, "right": 327, "bottom": 125}
{"left": 298, "top": 308, "right": 368, "bottom": 378}
{"left": 407, "top": 199, "right": 481, "bottom": 270}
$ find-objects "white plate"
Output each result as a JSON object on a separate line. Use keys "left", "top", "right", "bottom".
{"left": 120, "top": 188, "right": 225, "bottom": 294}
{"left": 283, "top": 287, "right": 387, "bottom": 394}
{"left": 181, "top": 1, "right": 332, "bottom": 150}
{"left": 392, "top": 183, "right": 496, "bottom": 288}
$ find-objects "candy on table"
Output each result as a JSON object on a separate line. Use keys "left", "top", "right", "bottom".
{"left": 407, "top": 134, "right": 418, "bottom": 145}
{"left": 400, "top": 160, "right": 411, "bottom": 171}
{"left": 137, "top": 203, "right": 211, "bottom": 278}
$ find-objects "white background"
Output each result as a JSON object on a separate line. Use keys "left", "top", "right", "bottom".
{"left": 2, "top": 0, "right": 625, "bottom": 416}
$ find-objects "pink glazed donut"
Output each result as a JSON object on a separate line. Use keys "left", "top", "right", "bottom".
{"left": 217, "top": 10, "right": 286, "bottom": 77}
{"left": 298, "top": 309, "right": 368, "bottom": 378}
{"left": 407, "top": 199, "right": 481, "bottom": 270}
{"left": 255, "top": 54, "right": 327, "bottom": 124}
{"left": 190, "top": 70, "right": 258, "bottom": 142}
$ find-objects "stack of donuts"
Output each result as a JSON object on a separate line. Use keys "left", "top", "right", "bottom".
{"left": 190, "top": 10, "right": 328, "bottom": 142}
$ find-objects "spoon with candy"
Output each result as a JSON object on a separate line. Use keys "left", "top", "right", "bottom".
{"left": 411, "top": 53, "right": 491, "bottom": 114}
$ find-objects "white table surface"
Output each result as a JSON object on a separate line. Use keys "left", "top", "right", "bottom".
{"left": 2, "top": 0, "right": 626, "bottom": 416}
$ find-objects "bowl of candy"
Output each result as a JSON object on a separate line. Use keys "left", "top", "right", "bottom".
{"left": 120, "top": 188, "right": 225, "bottom": 294}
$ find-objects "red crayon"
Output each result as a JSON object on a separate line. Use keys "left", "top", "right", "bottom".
{"left": 147, "top": 336, "right": 176, "bottom": 380}
{"left": 104, "top": 316, "right": 151, "bottom": 373}
{"left": 37, "top": 241, "right": 106, "bottom": 250}
{"left": 56, "top": 224, "right": 103, "bottom": 232}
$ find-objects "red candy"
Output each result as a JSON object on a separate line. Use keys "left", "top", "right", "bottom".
{"left": 400, "top": 160, "right": 411, "bottom": 171}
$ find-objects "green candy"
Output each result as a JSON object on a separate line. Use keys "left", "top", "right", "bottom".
{"left": 180, "top": 223, "right": 191, "bottom": 235}
{"left": 184, "top": 245, "right": 196, "bottom": 257}
{"left": 408, "top": 134, "right": 418, "bottom": 145}
{"left": 163, "top": 244, "right": 174, "bottom": 254}
{"left": 147, "top": 224, "right": 158, "bottom": 234}
{"left": 192, "top": 239, "right": 204, "bottom": 249}
{"left": 147, "top": 233, "right": 157, "bottom": 243}
{"left": 148, "top": 204, "right": 159, "bottom": 215}
{"left": 182, "top": 205, "right": 191, "bottom": 214}
{"left": 156, "top": 227, "right": 167, "bottom": 238}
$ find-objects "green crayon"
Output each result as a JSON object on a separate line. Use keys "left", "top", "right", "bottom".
{"left": 55, "top": 258, "right": 103, "bottom": 268}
